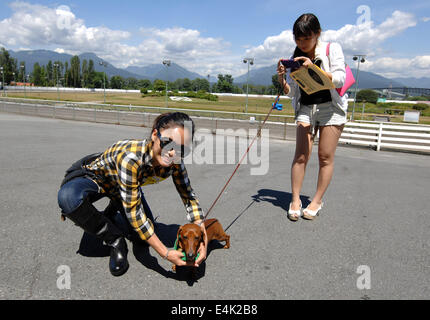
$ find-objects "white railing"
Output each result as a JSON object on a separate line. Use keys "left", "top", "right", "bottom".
{"left": 340, "top": 121, "right": 430, "bottom": 152}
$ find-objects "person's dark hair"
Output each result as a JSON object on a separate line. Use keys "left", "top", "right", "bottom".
{"left": 152, "top": 112, "right": 195, "bottom": 140}
{"left": 292, "top": 13, "right": 322, "bottom": 58}
{"left": 293, "top": 13, "right": 321, "bottom": 39}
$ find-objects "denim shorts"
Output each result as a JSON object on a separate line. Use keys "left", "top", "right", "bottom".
{"left": 296, "top": 102, "right": 347, "bottom": 126}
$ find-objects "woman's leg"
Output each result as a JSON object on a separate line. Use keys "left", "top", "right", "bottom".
{"left": 307, "top": 124, "right": 344, "bottom": 210}
{"left": 290, "top": 122, "right": 315, "bottom": 210}
{"left": 58, "top": 177, "right": 100, "bottom": 214}
{"left": 58, "top": 177, "right": 129, "bottom": 276}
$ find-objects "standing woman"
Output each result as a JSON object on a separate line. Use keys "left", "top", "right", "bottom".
{"left": 57, "top": 112, "right": 208, "bottom": 276}
{"left": 277, "top": 13, "right": 348, "bottom": 221}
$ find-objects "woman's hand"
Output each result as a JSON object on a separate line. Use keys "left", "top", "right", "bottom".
{"left": 277, "top": 59, "right": 290, "bottom": 95}
{"left": 146, "top": 233, "right": 193, "bottom": 266}
{"left": 277, "top": 59, "right": 287, "bottom": 76}
{"left": 294, "top": 56, "right": 313, "bottom": 68}
{"left": 192, "top": 220, "right": 208, "bottom": 267}
{"left": 294, "top": 56, "right": 333, "bottom": 80}
{"left": 194, "top": 241, "right": 207, "bottom": 267}
{"left": 166, "top": 249, "right": 189, "bottom": 266}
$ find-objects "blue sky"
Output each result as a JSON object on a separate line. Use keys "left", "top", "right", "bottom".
{"left": 0, "top": 0, "right": 429, "bottom": 78}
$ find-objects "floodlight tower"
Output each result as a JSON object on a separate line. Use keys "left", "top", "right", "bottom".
{"left": 243, "top": 57, "right": 254, "bottom": 113}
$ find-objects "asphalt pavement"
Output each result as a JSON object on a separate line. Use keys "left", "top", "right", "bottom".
{"left": 0, "top": 112, "right": 429, "bottom": 300}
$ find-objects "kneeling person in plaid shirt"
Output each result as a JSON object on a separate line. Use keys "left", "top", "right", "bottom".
{"left": 57, "top": 112, "right": 207, "bottom": 276}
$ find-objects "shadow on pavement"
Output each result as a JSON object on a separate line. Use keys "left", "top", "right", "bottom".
{"left": 251, "top": 189, "right": 311, "bottom": 213}
{"left": 75, "top": 221, "right": 226, "bottom": 286}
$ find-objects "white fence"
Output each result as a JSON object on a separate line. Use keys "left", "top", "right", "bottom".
{"left": 1, "top": 97, "right": 429, "bottom": 153}
{"left": 340, "top": 121, "right": 430, "bottom": 152}
{"left": 4, "top": 86, "right": 425, "bottom": 104}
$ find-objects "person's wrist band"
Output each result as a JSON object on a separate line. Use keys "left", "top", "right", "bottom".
{"left": 163, "top": 249, "right": 170, "bottom": 260}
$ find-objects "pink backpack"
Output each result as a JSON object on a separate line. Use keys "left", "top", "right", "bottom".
{"left": 326, "top": 42, "right": 355, "bottom": 97}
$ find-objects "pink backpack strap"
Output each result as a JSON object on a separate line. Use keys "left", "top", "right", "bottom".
{"left": 326, "top": 42, "right": 330, "bottom": 56}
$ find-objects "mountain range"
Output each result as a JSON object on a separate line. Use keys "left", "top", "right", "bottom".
{"left": 8, "top": 49, "right": 430, "bottom": 89}
{"left": 234, "top": 64, "right": 430, "bottom": 89}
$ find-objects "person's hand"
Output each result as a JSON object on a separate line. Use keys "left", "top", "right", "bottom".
{"left": 294, "top": 56, "right": 313, "bottom": 68}
{"left": 276, "top": 59, "right": 291, "bottom": 95}
{"left": 167, "top": 250, "right": 191, "bottom": 266}
{"left": 277, "top": 59, "right": 287, "bottom": 76}
{"left": 194, "top": 242, "right": 207, "bottom": 267}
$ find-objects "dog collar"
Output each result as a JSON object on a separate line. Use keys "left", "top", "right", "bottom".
{"left": 173, "top": 236, "right": 200, "bottom": 261}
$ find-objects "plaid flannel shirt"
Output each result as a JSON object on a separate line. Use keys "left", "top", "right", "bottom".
{"left": 84, "top": 139, "right": 204, "bottom": 241}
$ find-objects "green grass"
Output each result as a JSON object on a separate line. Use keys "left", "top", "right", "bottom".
{"left": 3, "top": 91, "right": 430, "bottom": 124}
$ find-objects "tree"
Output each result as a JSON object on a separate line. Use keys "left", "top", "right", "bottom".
{"left": 153, "top": 79, "right": 166, "bottom": 92}
{"left": 70, "top": 55, "right": 81, "bottom": 88}
{"left": 91, "top": 71, "right": 108, "bottom": 89}
{"left": 124, "top": 77, "right": 138, "bottom": 89}
{"left": 64, "top": 61, "right": 69, "bottom": 86}
{"left": 32, "top": 63, "right": 42, "bottom": 85}
{"left": 356, "top": 89, "right": 378, "bottom": 104}
{"left": 173, "top": 78, "right": 184, "bottom": 91}
{"left": 216, "top": 74, "right": 234, "bottom": 93}
{"left": 46, "top": 60, "right": 53, "bottom": 85}
{"left": 191, "top": 78, "right": 210, "bottom": 92}
{"left": 182, "top": 78, "right": 192, "bottom": 91}
{"left": 86, "top": 59, "right": 96, "bottom": 88}
{"left": 81, "top": 59, "right": 89, "bottom": 88}
{"left": 110, "top": 75, "right": 124, "bottom": 89}
{"left": 0, "top": 47, "right": 18, "bottom": 84}
{"left": 138, "top": 79, "right": 152, "bottom": 90}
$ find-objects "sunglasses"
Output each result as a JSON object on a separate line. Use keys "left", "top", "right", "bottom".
{"left": 157, "top": 131, "right": 191, "bottom": 158}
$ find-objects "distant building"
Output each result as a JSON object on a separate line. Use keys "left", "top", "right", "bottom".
{"left": 12, "top": 82, "right": 35, "bottom": 87}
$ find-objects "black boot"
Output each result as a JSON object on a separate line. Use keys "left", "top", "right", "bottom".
{"left": 64, "top": 198, "right": 129, "bottom": 276}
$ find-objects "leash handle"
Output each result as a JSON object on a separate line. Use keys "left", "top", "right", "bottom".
{"left": 202, "top": 94, "right": 281, "bottom": 221}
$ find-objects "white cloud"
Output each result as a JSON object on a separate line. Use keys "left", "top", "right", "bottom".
{"left": 246, "top": 11, "right": 416, "bottom": 61}
{"left": 0, "top": 2, "right": 130, "bottom": 55}
{"left": 0, "top": 3, "right": 425, "bottom": 79}
{"left": 244, "top": 10, "right": 420, "bottom": 77}
{"left": 133, "top": 27, "right": 233, "bottom": 75}
{"left": 362, "top": 55, "right": 430, "bottom": 78}
{"left": 422, "top": 17, "right": 430, "bottom": 22}
{"left": 0, "top": 2, "right": 235, "bottom": 76}
{"left": 322, "top": 11, "right": 417, "bottom": 56}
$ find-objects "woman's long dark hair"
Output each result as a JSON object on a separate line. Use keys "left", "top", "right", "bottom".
{"left": 152, "top": 112, "right": 195, "bottom": 140}
{"left": 292, "top": 13, "right": 322, "bottom": 58}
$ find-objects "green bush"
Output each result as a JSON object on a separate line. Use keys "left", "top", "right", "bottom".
{"left": 141, "top": 90, "right": 218, "bottom": 101}
{"left": 412, "top": 103, "right": 429, "bottom": 111}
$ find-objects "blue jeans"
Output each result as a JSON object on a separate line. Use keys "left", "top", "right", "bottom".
{"left": 58, "top": 177, "right": 101, "bottom": 214}
{"left": 57, "top": 177, "right": 155, "bottom": 235}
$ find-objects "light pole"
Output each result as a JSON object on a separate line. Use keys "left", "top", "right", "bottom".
{"left": 243, "top": 57, "right": 254, "bottom": 113}
{"left": 351, "top": 54, "right": 366, "bottom": 121}
{"left": 20, "top": 65, "right": 26, "bottom": 98}
{"left": 207, "top": 74, "right": 211, "bottom": 93}
{"left": 99, "top": 61, "right": 107, "bottom": 103}
{"left": 162, "top": 59, "right": 171, "bottom": 108}
{"left": 0, "top": 67, "right": 5, "bottom": 97}
{"left": 24, "top": 74, "right": 28, "bottom": 98}
{"left": 53, "top": 63, "right": 60, "bottom": 101}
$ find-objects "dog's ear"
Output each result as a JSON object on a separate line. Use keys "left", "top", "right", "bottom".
{"left": 176, "top": 226, "right": 182, "bottom": 239}
{"left": 176, "top": 226, "right": 183, "bottom": 249}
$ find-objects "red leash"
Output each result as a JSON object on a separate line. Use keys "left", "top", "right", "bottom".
{"left": 202, "top": 94, "right": 281, "bottom": 221}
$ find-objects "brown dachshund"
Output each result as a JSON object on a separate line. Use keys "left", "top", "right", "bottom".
{"left": 172, "top": 218, "right": 230, "bottom": 272}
